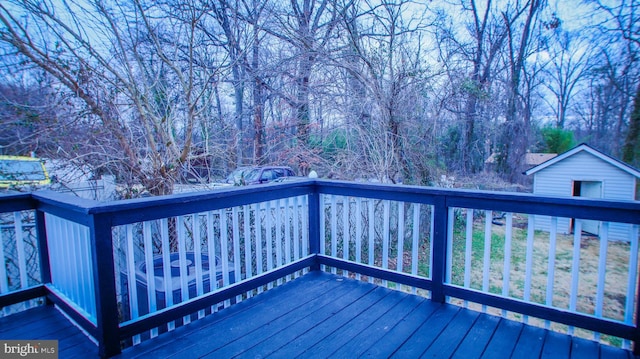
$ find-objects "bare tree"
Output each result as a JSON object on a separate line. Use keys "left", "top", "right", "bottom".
{"left": 435, "top": 0, "right": 510, "bottom": 173}
{"left": 0, "top": 0, "right": 223, "bottom": 195}
{"left": 244, "top": 0, "right": 269, "bottom": 164}
{"left": 590, "top": 0, "right": 640, "bottom": 166}
{"left": 0, "top": 78, "right": 63, "bottom": 156}
{"left": 579, "top": 0, "right": 639, "bottom": 163}
{"left": 204, "top": 0, "right": 250, "bottom": 166}
{"left": 255, "top": 0, "right": 341, "bottom": 173}
{"left": 541, "top": 29, "right": 591, "bottom": 129}
{"left": 497, "top": 0, "right": 543, "bottom": 183}
{"left": 337, "top": 0, "right": 435, "bottom": 183}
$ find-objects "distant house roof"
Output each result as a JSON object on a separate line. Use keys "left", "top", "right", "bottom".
{"left": 485, "top": 152, "right": 557, "bottom": 166}
{"left": 524, "top": 153, "right": 558, "bottom": 166}
{"left": 524, "top": 143, "right": 640, "bottom": 178}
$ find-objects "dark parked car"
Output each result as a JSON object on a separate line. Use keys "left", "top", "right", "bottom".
{"left": 241, "top": 166, "right": 296, "bottom": 185}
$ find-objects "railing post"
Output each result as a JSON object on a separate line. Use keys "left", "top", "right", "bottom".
{"left": 635, "top": 273, "right": 640, "bottom": 355}
{"left": 89, "top": 213, "right": 121, "bottom": 358}
{"left": 431, "top": 196, "right": 448, "bottom": 303}
{"left": 34, "top": 210, "right": 52, "bottom": 290}
{"left": 308, "top": 187, "right": 321, "bottom": 271}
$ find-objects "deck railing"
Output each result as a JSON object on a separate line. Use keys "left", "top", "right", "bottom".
{"left": 315, "top": 182, "right": 640, "bottom": 349}
{"left": 1, "top": 180, "right": 640, "bottom": 357}
{"left": 0, "top": 203, "right": 43, "bottom": 316}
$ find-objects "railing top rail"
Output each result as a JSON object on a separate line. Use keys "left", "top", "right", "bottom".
{"left": 78, "top": 180, "right": 314, "bottom": 226}
{"left": 0, "top": 192, "right": 36, "bottom": 212}
{"left": 30, "top": 190, "right": 99, "bottom": 225}
{"left": 315, "top": 180, "right": 640, "bottom": 224}
{"left": 4, "top": 179, "right": 639, "bottom": 225}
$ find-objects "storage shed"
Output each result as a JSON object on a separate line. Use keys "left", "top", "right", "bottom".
{"left": 524, "top": 143, "right": 640, "bottom": 241}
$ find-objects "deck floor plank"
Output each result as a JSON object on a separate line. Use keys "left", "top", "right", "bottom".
{"left": 0, "top": 305, "right": 98, "bottom": 358}
{"left": 298, "top": 290, "right": 409, "bottom": 357}
{"left": 570, "top": 336, "right": 601, "bottom": 359}
{"left": 601, "top": 344, "right": 633, "bottom": 359}
{"left": 264, "top": 286, "right": 393, "bottom": 358}
{"left": 0, "top": 306, "right": 53, "bottom": 334}
{"left": 3, "top": 316, "right": 75, "bottom": 339}
{"left": 199, "top": 277, "right": 378, "bottom": 358}
{"left": 391, "top": 304, "right": 461, "bottom": 358}
{"left": 129, "top": 271, "right": 339, "bottom": 359}
{"left": 421, "top": 308, "right": 481, "bottom": 358}
{"left": 359, "top": 299, "right": 443, "bottom": 358}
{"left": 451, "top": 313, "right": 501, "bottom": 358}
{"left": 0, "top": 306, "right": 75, "bottom": 339}
{"left": 2, "top": 271, "right": 639, "bottom": 359}
{"left": 329, "top": 293, "right": 427, "bottom": 357}
{"left": 541, "top": 330, "right": 572, "bottom": 359}
{"left": 511, "top": 323, "right": 548, "bottom": 359}
{"left": 480, "top": 316, "right": 524, "bottom": 358}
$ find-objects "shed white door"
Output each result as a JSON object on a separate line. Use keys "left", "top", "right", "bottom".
{"left": 577, "top": 181, "right": 602, "bottom": 235}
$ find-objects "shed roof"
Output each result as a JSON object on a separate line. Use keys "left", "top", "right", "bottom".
{"left": 524, "top": 143, "right": 640, "bottom": 178}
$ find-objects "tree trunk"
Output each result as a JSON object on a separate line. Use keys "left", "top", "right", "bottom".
{"left": 500, "top": 0, "right": 540, "bottom": 183}
{"left": 463, "top": 95, "right": 479, "bottom": 172}
{"left": 622, "top": 82, "right": 640, "bottom": 167}
{"left": 253, "top": 78, "right": 265, "bottom": 164}
{"left": 296, "top": 55, "right": 313, "bottom": 146}
{"left": 233, "top": 69, "right": 245, "bottom": 166}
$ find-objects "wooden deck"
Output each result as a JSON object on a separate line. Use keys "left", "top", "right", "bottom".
{"left": 0, "top": 304, "right": 99, "bottom": 358}
{"left": 1, "top": 271, "right": 638, "bottom": 358}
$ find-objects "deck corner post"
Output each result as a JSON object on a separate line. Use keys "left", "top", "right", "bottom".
{"left": 34, "top": 209, "right": 52, "bottom": 290}
{"left": 308, "top": 188, "right": 321, "bottom": 271}
{"left": 89, "top": 213, "right": 121, "bottom": 358}
{"left": 635, "top": 277, "right": 640, "bottom": 356}
{"left": 635, "top": 250, "right": 640, "bottom": 357}
{"left": 431, "top": 197, "right": 448, "bottom": 303}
